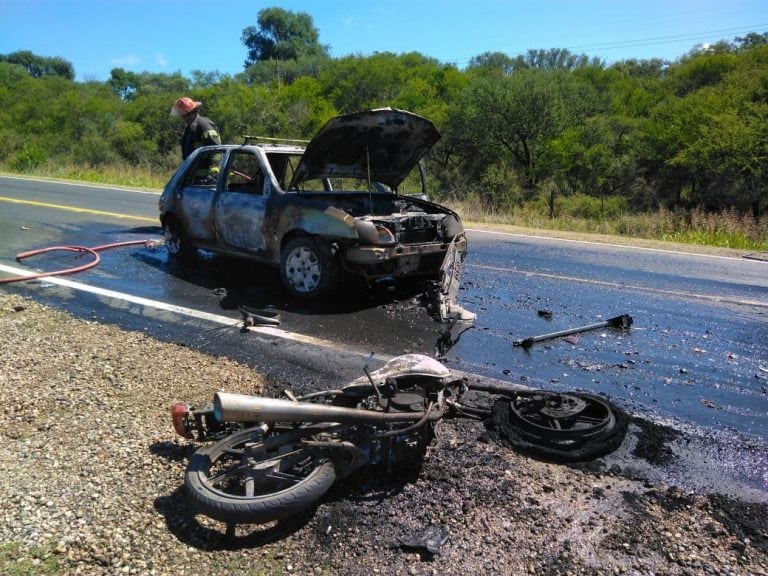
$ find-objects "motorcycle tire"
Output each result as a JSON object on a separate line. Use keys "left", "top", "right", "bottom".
{"left": 185, "top": 425, "right": 337, "bottom": 524}
{"left": 487, "top": 392, "right": 628, "bottom": 463}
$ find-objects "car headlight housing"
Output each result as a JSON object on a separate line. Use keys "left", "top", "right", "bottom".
{"left": 355, "top": 220, "right": 396, "bottom": 245}
{"left": 441, "top": 214, "right": 463, "bottom": 238}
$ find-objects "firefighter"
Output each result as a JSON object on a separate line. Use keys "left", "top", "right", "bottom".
{"left": 171, "top": 97, "right": 221, "bottom": 160}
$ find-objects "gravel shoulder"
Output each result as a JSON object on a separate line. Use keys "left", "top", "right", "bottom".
{"left": 1, "top": 293, "right": 767, "bottom": 576}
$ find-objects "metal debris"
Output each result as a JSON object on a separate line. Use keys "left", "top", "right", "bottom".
{"left": 239, "top": 305, "right": 281, "bottom": 329}
{"left": 514, "top": 314, "right": 633, "bottom": 348}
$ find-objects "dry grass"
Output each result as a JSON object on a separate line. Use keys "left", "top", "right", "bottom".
{"left": 448, "top": 200, "right": 768, "bottom": 252}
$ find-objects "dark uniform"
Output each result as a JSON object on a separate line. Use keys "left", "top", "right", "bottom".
{"left": 181, "top": 112, "right": 221, "bottom": 160}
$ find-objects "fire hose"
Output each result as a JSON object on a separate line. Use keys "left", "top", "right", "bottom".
{"left": 2, "top": 240, "right": 283, "bottom": 328}
{"left": 0, "top": 240, "right": 160, "bottom": 284}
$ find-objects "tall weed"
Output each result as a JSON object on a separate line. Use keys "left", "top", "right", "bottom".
{"left": 447, "top": 199, "right": 768, "bottom": 251}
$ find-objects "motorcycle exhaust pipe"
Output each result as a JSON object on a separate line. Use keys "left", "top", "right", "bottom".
{"left": 214, "top": 392, "right": 433, "bottom": 424}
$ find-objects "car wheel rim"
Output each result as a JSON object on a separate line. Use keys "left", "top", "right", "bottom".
{"left": 285, "top": 247, "right": 321, "bottom": 293}
{"left": 164, "top": 225, "right": 181, "bottom": 254}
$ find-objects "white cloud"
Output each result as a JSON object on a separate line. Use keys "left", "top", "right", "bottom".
{"left": 156, "top": 53, "right": 168, "bottom": 68}
{"left": 110, "top": 54, "right": 141, "bottom": 67}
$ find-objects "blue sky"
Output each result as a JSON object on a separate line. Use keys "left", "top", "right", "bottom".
{"left": 2, "top": 0, "right": 767, "bottom": 81}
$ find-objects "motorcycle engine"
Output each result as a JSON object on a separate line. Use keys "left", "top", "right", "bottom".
{"left": 388, "top": 391, "right": 428, "bottom": 412}
{"left": 380, "top": 383, "right": 435, "bottom": 467}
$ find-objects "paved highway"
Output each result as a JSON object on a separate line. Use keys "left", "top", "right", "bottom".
{"left": 1, "top": 175, "right": 766, "bottom": 446}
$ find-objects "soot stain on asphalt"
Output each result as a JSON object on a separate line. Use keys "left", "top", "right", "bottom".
{"left": 629, "top": 416, "right": 681, "bottom": 466}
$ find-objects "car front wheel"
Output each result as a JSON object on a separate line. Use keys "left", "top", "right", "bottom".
{"left": 280, "top": 236, "right": 337, "bottom": 299}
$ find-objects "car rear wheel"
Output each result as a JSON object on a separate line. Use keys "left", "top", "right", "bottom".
{"left": 280, "top": 236, "right": 337, "bottom": 299}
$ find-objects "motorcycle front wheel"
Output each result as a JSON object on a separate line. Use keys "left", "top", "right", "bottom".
{"left": 487, "top": 392, "right": 628, "bottom": 462}
{"left": 185, "top": 425, "right": 337, "bottom": 524}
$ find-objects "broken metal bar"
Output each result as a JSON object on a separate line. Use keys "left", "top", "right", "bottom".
{"left": 239, "top": 306, "right": 281, "bottom": 328}
{"left": 513, "top": 314, "right": 633, "bottom": 349}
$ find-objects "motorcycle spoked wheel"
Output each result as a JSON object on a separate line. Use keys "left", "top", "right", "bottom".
{"left": 185, "top": 425, "right": 337, "bottom": 524}
{"left": 488, "top": 391, "right": 628, "bottom": 462}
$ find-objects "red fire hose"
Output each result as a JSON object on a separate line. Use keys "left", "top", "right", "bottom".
{"left": 0, "top": 240, "right": 159, "bottom": 284}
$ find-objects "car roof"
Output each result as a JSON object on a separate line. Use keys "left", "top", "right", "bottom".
{"left": 219, "top": 143, "right": 306, "bottom": 154}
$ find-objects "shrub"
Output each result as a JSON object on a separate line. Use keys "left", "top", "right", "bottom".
{"left": 7, "top": 143, "right": 46, "bottom": 171}
{"left": 72, "top": 134, "right": 118, "bottom": 167}
{"left": 554, "top": 193, "right": 629, "bottom": 220}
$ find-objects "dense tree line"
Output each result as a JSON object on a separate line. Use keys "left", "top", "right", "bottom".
{"left": 0, "top": 10, "right": 766, "bottom": 220}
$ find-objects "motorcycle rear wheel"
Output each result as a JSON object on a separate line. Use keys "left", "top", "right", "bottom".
{"left": 185, "top": 425, "right": 336, "bottom": 524}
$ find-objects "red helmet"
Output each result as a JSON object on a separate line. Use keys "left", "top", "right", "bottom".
{"left": 171, "top": 97, "right": 201, "bottom": 117}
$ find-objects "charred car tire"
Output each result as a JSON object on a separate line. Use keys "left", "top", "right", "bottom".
{"left": 163, "top": 217, "right": 195, "bottom": 262}
{"left": 486, "top": 391, "right": 628, "bottom": 463}
{"left": 185, "top": 426, "right": 337, "bottom": 524}
{"left": 280, "top": 236, "right": 338, "bottom": 299}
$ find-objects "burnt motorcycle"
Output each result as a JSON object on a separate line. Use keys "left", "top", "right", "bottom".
{"left": 171, "top": 354, "right": 627, "bottom": 525}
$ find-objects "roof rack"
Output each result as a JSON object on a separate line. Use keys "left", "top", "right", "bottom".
{"left": 242, "top": 135, "right": 310, "bottom": 145}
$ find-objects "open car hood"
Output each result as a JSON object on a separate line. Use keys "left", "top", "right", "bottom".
{"left": 288, "top": 108, "right": 440, "bottom": 190}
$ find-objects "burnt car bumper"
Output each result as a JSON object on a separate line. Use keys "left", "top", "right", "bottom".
{"left": 345, "top": 235, "right": 467, "bottom": 274}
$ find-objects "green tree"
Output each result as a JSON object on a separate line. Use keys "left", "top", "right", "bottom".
{"left": 468, "top": 48, "right": 602, "bottom": 76}
{"left": 467, "top": 51, "right": 518, "bottom": 76}
{"left": 0, "top": 50, "right": 75, "bottom": 80}
{"left": 512, "top": 48, "right": 603, "bottom": 71}
{"left": 109, "top": 68, "right": 189, "bottom": 99}
{"left": 672, "top": 104, "right": 767, "bottom": 215}
{"left": 572, "top": 63, "right": 664, "bottom": 210}
{"left": 190, "top": 69, "right": 228, "bottom": 89}
{"left": 242, "top": 54, "right": 329, "bottom": 87}
{"left": 110, "top": 120, "right": 156, "bottom": 165}
{"left": 666, "top": 45, "right": 768, "bottom": 215}
{"left": 242, "top": 7, "right": 329, "bottom": 66}
{"left": 278, "top": 76, "right": 337, "bottom": 137}
{"left": 550, "top": 114, "right": 643, "bottom": 214}
{"left": 123, "top": 92, "right": 182, "bottom": 163}
{"left": 318, "top": 52, "right": 459, "bottom": 115}
{"left": 108, "top": 68, "right": 139, "bottom": 100}
{"left": 734, "top": 32, "right": 768, "bottom": 50}
{"left": 666, "top": 49, "right": 738, "bottom": 96}
{"left": 609, "top": 58, "right": 667, "bottom": 79}
{"left": 447, "top": 67, "right": 603, "bottom": 203}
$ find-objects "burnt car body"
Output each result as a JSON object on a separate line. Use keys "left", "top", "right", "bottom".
{"left": 159, "top": 108, "right": 466, "bottom": 298}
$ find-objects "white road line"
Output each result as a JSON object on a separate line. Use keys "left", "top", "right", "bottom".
{"left": 0, "top": 174, "right": 160, "bottom": 196}
{"left": 466, "top": 227, "right": 762, "bottom": 262}
{"left": 0, "top": 262, "right": 362, "bottom": 353}
{"left": 468, "top": 262, "right": 768, "bottom": 308}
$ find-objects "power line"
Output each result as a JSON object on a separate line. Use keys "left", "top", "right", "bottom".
{"left": 445, "top": 23, "right": 768, "bottom": 66}
{"left": 565, "top": 23, "right": 768, "bottom": 51}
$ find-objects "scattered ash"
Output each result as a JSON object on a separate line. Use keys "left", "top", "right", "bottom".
{"left": 630, "top": 416, "right": 681, "bottom": 466}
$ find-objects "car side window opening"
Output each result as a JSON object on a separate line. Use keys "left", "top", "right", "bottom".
{"left": 184, "top": 151, "right": 224, "bottom": 187}
{"left": 267, "top": 153, "right": 318, "bottom": 192}
{"left": 225, "top": 151, "right": 265, "bottom": 195}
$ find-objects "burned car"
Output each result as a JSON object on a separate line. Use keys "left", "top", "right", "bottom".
{"left": 159, "top": 108, "right": 466, "bottom": 298}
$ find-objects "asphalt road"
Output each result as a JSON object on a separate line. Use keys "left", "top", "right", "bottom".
{"left": 1, "top": 174, "right": 766, "bottom": 448}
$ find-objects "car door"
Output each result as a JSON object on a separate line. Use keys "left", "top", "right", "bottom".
{"left": 214, "top": 149, "right": 268, "bottom": 254}
{"left": 175, "top": 149, "right": 223, "bottom": 244}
